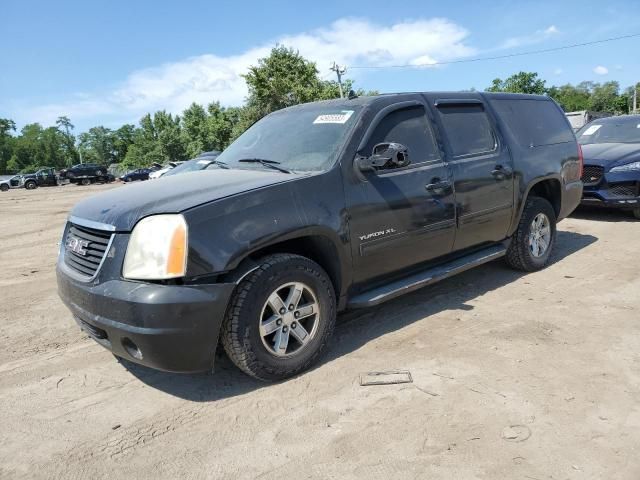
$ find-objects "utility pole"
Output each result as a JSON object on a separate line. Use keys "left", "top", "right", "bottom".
{"left": 330, "top": 62, "right": 347, "bottom": 98}
{"left": 634, "top": 84, "right": 637, "bottom": 114}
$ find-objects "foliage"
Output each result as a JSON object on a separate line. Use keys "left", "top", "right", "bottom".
{"left": 486, "top": 71, "right": 547, "bottom": 95}
{"left": 487, "top": 72, "right": 632, "bottom": 114}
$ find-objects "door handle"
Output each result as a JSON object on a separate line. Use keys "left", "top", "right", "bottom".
{"left": 491, "top": 164, "right": 511, "bottom": 179}
{"left": 425, "top": 180, "right": 451, "bottom": 192}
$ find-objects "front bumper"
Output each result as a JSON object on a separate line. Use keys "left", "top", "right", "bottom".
{"left": 57, "top": 266, "right": 235, "bottom": 373}
{"left": 581, "top": 167, "right": 640, "bottom": 210}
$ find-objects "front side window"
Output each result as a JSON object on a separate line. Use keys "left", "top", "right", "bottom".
{"left": 364, "top": 106, "right": 440, "bottom": 166}
{"left": 437, "top": 104, "right": 496, "bottom": 157}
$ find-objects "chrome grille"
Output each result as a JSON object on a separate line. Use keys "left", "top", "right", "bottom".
{"left": 581, "top": 165, "right": 604, "bottom": 185}
{"left": 63, "top": 223, "right": 112, "bottom": 278}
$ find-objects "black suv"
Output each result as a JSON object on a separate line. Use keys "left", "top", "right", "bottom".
{"left": 57, "top": 93, "right": 582, "bottom": 381}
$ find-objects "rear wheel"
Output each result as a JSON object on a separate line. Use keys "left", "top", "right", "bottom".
{"left": 80, "top": 178, "right": 90, "bottom": 186}
{"left": 506, "top": 196, "right": 556, "bottom": 272}
{"left": 633, "top": 208, "right": 640, "bottom": 220}
{"left": 221, "top": 254, "right": 336, "bottom": 382}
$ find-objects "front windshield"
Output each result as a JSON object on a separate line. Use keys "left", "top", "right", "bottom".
{"left": 216, "top": 105, "right": 362, "bottom": 172}
{"left": 577, "top": 118, "right": 640, "bottom": 144}
{"left": 163, "top": 158, "right": 212, "bottom": 176}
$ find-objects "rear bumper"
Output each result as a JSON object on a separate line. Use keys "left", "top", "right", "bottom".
{"left": 57, "top": 266, "right": 235, "bottom": 373}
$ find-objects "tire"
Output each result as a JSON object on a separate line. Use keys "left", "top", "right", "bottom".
{"left": 633, "top": 208, "right": 640, "bottom": 220}
{"left": 24, "top": 181, "right": 37, "bottom": 190}
{"left": 0, "top": 184, "right": 8, "bottom": 192}
{"left": 81, "top": 178, "right": 90, "bottom": 186}
{"left": 221, "top": 254, "right": 336, "bottom": 382}
{"left": 506, "top": 196, "right": 557, "bottom": 272}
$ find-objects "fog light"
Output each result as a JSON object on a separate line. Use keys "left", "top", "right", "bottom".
{"left": 122, "top": 338, "right": 143, "bottom": 360}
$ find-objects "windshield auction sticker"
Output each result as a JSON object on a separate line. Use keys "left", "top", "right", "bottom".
{"left": 313, "top": 110, "right": 354, "bottom": 124}
{"left": 582, "top": 124, "right": 602, "bottom": 135}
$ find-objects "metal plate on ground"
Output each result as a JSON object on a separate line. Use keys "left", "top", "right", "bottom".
{"left": 359, "top": 370, "right": 413, "bottom": 386}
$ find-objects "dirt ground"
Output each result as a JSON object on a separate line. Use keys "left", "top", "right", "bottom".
{"left": 1, "top": 183, "right": 639, "bottom": 479}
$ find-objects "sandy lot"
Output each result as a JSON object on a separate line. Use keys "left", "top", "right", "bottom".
{"left": 1, "top": 183, "right": 639, "bottom": 479}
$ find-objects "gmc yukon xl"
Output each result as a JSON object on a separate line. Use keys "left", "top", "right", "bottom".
{"left": 57, "top": 93, "right": 583, "bottom": 381}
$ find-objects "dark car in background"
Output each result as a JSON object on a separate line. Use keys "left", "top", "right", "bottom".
{"left": 120, "top": 168, "right": 152, "bottom": 182}
{"left": 60, "top": 163, "right": 112, "bottom": 185}
{"left": 577, "top": 115, "right": 640, "bottom": 219}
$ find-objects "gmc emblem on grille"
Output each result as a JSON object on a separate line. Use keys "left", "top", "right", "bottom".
{"left": 65, "top": 235, "right": 89, "bottom": 256}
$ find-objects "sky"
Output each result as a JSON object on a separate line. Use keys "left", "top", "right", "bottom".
{"left": 2, "top": 0, "right": 640, "bottom": 132}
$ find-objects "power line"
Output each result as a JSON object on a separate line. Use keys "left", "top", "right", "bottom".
{"left": 348, "top": 32, "right": 640, "bottom": 70}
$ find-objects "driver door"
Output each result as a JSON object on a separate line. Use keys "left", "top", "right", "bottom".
{"left": 346, "top": 102, "right": 456, "bottom": 284}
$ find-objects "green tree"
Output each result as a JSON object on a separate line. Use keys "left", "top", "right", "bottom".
{"left": 113, "top": 124, "right": 135, "bottom": 163}
{"left": 78, "top": 126, "right": 115, "bottom": 165}
{"left": 56, "top": 116, "right": 79, "bottom": 166}
{"left": 486, "top": 71, "right": 547, "bottom": 94}
{"left": 0, "top": 118, "right": 16, "bottom": 174}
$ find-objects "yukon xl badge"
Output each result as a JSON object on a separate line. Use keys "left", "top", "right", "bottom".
{"left": 359, "top": 228, "right": 397, "bottom": 242}
{"left": 65, "top": 235, "right": 89, "bottom": 256}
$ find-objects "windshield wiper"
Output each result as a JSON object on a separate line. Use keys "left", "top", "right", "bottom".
{"left": 238, "top": 158, "right": 291, "bottom": 174}
{"left": 208, "top": 160, "right": 230, "bottom": 169}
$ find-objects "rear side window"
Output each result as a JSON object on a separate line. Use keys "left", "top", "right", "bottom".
{"left": 490, "top": 99, "right": 574, "bottom": 147}
{"left": 437, "top": 104, "right": 496, "bottom": 157}
{"left": 365, "top": 106, "right": 440, "bottom": 163}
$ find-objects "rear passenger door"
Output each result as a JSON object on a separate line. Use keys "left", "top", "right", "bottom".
{"left": 433, "top": 99, "right": 514, "bottom": 251}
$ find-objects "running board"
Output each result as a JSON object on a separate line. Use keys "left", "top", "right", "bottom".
{"left": 347, "top": 244, "right": 507, "bottom": 309}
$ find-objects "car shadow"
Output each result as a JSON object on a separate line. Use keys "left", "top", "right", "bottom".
{"left": 121, "top": 230, "right": 598, "bottom": 401}
{"left": 571, "top": 206, "right": 637, "bottom": 223}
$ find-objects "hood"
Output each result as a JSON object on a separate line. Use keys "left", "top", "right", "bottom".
{"left": 71, "top": 168, "right": 298, "bottom": 231}
{"left": 581, "top": 143, "right": 640, "bottom": 168}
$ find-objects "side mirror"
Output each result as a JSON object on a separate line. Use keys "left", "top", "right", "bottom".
{"left": 356, "top": 143, "right": 410, "bottom": 172}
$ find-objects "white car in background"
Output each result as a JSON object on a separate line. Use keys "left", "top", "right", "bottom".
{"left": 0, "top": 175, "right": 24, "bottom": 192}
{"left": 149, "top": 161, "right": 183, "bottom": 179}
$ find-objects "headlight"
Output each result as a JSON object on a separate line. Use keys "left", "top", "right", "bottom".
{"left": 123, "top": 214, "right": 188, "bottom": 280}
{"left": 610, "top": 161, "right": 640, "bottom": 173}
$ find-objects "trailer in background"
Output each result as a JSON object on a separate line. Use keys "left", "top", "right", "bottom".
{"left": 565, "top": 110, "right": 611, "bottom": 131}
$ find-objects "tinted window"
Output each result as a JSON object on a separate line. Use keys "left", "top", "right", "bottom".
{"left": 490, "top": 99, "right": 574, "bottom": 147}
{"left": 437, "top": 104, "right": 496, "bottom": 157}
{"left": 365, "top": 106, "right": 439, "bottom": 164}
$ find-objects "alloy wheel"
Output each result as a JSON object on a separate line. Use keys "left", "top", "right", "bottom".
{"left": 259, "top": 282, "right": 320, "bottom": 357}
{"left": 528, "top": 213, "right": 551, "bottom": 257}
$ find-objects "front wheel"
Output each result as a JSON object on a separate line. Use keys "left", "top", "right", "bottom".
{"left": 24, "top": 181, "right": 37, "bottom": 190}
{"left": 221, "top": 254, "right": 336, "bottom": 382}
{"left": 80, "top": 178, "right": 90, "bottom": 186}
{"left": 506, "top": 196, "right": 557, "bottom": 272}
{"left": 0, "top": 184, "right": 8, "bottom": 192}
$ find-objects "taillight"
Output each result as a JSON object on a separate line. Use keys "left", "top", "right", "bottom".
{"left": 577, "top": 143, "right": 584, "bottom": 179}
